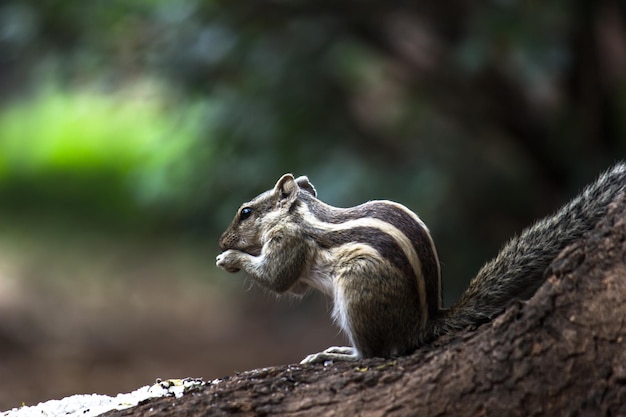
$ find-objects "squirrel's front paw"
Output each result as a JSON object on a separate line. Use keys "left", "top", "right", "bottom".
{"left": 216, "top": 250, "right": 241, "bottom": 273}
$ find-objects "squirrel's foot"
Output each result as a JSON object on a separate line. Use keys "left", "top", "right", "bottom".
{"left": 300, "top": 346, "right": 359, "bottom": 364}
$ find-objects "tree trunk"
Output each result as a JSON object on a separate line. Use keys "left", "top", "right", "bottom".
{"left": 103, "top": 195, "right": 626, "bottom": 417}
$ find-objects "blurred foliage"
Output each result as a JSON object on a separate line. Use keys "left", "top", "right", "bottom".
{"left": 0, "top": 0, "right": 625, "bottom": 293}
{"left": 0, "top": 82, "right": 206, "bottom": 229}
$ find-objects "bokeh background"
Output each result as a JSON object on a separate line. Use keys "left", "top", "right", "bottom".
{"left": 0, "top": 0, "right": 625, "bottom": 409}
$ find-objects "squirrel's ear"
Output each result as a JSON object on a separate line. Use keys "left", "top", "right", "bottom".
{"left": 274, "top": 173, "right": 299, "bottom": 204}
{"left": 295, "top": 176, "right": 317, "bottom": 198}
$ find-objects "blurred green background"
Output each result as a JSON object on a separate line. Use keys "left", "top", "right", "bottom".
{"left": 0, "top": 0, "right": 625, "bottom": 409}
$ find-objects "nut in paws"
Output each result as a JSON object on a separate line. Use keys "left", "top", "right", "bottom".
{"left": 216, "top": 250, "right": 241, "bottom": 273}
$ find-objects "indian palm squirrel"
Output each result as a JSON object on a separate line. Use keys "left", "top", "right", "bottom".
{"left": 217, "top": 163, "right": 626, "bottom": 363}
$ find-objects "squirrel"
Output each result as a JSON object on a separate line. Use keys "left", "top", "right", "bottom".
{"left": 216, "top": 163, "right": 626, "bottom": 364}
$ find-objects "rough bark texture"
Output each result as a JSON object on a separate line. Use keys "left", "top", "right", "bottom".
{"left": 103, "top": 195, "right": 626, "bottom": 417}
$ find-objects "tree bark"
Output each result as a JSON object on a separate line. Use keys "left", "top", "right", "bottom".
{"left": 103, "top": 195, "right": 626, "bottom": 417}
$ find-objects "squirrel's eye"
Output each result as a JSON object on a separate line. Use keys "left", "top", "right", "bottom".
{"left": 240, "top": 207, "right": 252, "bottom": 221}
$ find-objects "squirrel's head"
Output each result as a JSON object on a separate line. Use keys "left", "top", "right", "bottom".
{"left": 218, "top": 173, "right": 317, "bottom": 255}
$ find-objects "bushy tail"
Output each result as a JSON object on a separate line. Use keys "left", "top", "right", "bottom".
{"left": 430, "top": 162, "right": 626, "bottom": 339}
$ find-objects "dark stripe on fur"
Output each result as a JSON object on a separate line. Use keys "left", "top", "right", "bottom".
{"left": 301, "top": 194, "right": 441, "bottom": 317}
{"left": 316, "top": 226, "right": 417, "bottom": 290}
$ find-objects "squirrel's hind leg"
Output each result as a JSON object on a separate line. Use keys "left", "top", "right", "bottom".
{"left": 300, "top": 346, "right": 359, "bottom": 364}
